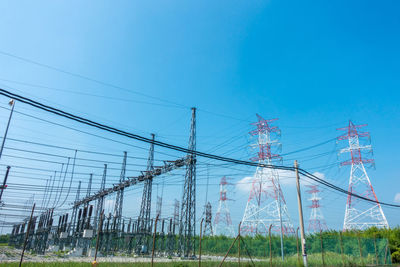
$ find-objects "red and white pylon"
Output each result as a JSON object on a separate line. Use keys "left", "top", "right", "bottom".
{"left": 214, "top": 176, "right": 235, "bottom": 236}
{"left": 306, "top": 185, "right": 327, "bottom": 233}
{"left": 337, "top": 120, "right": 388, "bottom": 230}
{"left": 240, "top": 114, "right": 294, "bottom": 235}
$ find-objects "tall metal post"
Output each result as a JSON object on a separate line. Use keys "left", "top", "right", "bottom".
{"left": 0, "top": 166, "right": 10, "bottom": 203}
{"left": 136, "top": 135, "right": 155, "bottom": 253}
{"left": 295, "top": 160, "right": 308, "bottom": 267}
{"left": 113, "top": 152, "right": 127, "bottom": 232}
{"left": 179, "top": 107, "right": 196, "bottom": 258}
{"left": 69, "top": 181, "right": 81, "bottom": 236}
{"left": 19, "top": 203, "right": 35, "bottom": 267}
{"left": 94, "top": 165, "right": 107, "bottom": 231}
{"left": 0, "top": 99, "right": 15, "bottom": 160}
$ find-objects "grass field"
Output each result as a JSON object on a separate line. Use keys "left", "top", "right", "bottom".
{"left": 0, "top": 253, "right": 388, "bottom": 267}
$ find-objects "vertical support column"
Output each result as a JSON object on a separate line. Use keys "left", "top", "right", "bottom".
{"left": 136, "top": 135, "right": 155, "bottom": 253}
{"left": 0, "top": 99, "right": 15, "bottom": 160}
{"left": 295, "top": 161, "right": 308, "bottom": 267}
{"left": 179, "top": 107, "right": 196, "bottom": 258}
{"left": 0, "top": 166, "right": 10, "bottom": 203}
{"left": 114, "top": 152, "right": 127, "bottom": 233}
{"left": 94, "top": 165, "right": 107, "bottom": 232}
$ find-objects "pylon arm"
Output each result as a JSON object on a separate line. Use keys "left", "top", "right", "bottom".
{"left": 73, "top": 156, "right": 190, "bottom": 208}
{"left": 339, "top": 145, "right": 372, "bottom": 154}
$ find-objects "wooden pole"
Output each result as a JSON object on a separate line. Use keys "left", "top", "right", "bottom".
{"left": 238, "top": 222, "right": 241, "bottom": 267}
{"left": 218, "top": 235, "right": 239, "bottom": 267}
{"left": 373, "top": 233, "right": 378, "bottom": 265}
{"left": 93, "top": 210, "right": 104, "bottom": 266}
{"left": 384, "top": 241, "right": 388, "bottom": 265}
{"left": 339, "top": 232, "right": 345, "bottom": 267}
{"left": 151, "top": 214, "right": 160, "bottom": 267}
{"left": 295, "top": 161, "right": 308, "bottom": 267}
{"left": 240, "top": 237, "right": 255, "bottom": 267}
{"left": 296, "top": 227, "right": 300, "bottom": 264}
{"left": 320, "top": 230, "right": 325, "bottom": 266}
{"left": 357, "top": 231, "right": 363, "bottom": 265}
{"left": 269, "top": 224, "right": 272, "bottom": 267}
{"left": 198, "top": 218, "right": 204, "bottom": 267}
{"left": 19, "top": 203, "right": 35, "bottom": 267}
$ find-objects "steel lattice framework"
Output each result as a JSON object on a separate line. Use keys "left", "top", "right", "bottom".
{"left": 337, "top": 120, "right": 389, "bottom": 230}
{"left": 179, "top": 107, "right": 196, "bottom": 258}
{"left": 113, "top": 152, "right": 127, "bottom": 232}
{"left": 203, "top": 202, "right": 213, "bottom": 236}
{"left": 94, "top": 164, "right": 107, "bottom": 231}
{"left": 306, "top": 185, "right": 327, "bottom": 233}
{"left": 214, "top": 176, "right": 234, "bottom": 237}
{"left": 136, "top": 134, "right": 155, "bottom": 252}
{"left": 241, "top": 114, "right": 294, "bottom": 235}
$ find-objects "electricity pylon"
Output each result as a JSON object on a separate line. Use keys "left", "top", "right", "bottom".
{"left": 179, "top": 107, "right": 196, "bottom": 258}
{"left": 113, "top": 152, "right": 127, "bottom": 232}
{"left": 241, "top": 114, "right": 294, "bottom": 235}
{"left": 203, "top": 202, "right": 213, "bottom": 236}
{"left": 337, "top": 120, "right": 389, "bottom": 230}
{"left": 136, "top": 134, "right": 155, "bottom": 253}
{"left": 306, "top": 185, "right": 327, "bottom": 233}
{"left": 94, "top": 164, "right": 107, "bottom": 231}
{"left": 214, "top": 176, "right": 234, "bottom": 237}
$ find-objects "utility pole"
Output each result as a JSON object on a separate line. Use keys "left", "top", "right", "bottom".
{"left": 0, "top": 99, "right": 15, "bottom": 160}
{"left": 295, "top": 160, "right": 308, "bottom": 267}
{"left": 0, "top": 166, "right": 10, "bottom": 203}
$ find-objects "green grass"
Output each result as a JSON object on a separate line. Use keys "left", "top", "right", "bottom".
{"left": 0, "top": 254, "right": 394, "bottom": 267}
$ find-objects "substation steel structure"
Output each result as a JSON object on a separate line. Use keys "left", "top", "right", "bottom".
{"left": 9, "top": 107, "right": 197, "bottom": 257}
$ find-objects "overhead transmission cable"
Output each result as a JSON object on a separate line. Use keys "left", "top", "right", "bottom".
{"left": 0, "top": 89, "right": 399, "bottom": 208}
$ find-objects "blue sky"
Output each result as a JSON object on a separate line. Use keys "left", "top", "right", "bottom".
{"left": 0, "top": 0, "right": 399, "bottom": 234}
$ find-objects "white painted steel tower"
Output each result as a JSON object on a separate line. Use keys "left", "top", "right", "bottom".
{"left": 337, "top": 121, "right": 388, "bottom": 230}
{"left": 214, "top": 176, "right": 235, "bottom": 237}
{"left": 240, "top": 115, "right": 294, "bottom": 235}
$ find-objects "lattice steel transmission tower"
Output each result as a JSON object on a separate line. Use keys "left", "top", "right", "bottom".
{"left": 179, "top": 107, "right": 196, "bottom": 258}
{"left": 94, "top": 164, "right": 107, "bottom": 231}
{"left": 203, "top": 202, "right": 213, "bottom": 236}
{"left": 241, "top": 114, "right": 294, "bottom": 235}
{"left": 136, "top": 134, "right": 155, "bottom": 253}
{"left": 69, "top": 181, "right": 81, "bottom": 234}
{"left": 214, "top": 176, "right": 234, "bottom": 237}
{"left": 113, "top": 152, "right": 127, "bottom": 232}
{"left": 173, "top": 199, "right": 180, "bottom": 233}
{"left": 337, "top": 120, "right": 388, "bottom": 230}
{"left": 306, "top": 185, "right": 327, "bottom": 233}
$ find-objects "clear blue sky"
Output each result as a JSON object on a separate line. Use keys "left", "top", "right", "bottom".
{"left": 0, "top": 0, "right": 399, "bottom": 233}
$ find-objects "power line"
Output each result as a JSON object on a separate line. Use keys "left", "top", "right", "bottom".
{"left": 0, "top": 88, "right": 399, "bottom": 208}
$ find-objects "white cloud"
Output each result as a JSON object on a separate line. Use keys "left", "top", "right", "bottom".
{"left": 313, "top": 172, "right": 325, "bottom": 180}
{"left": 394, "top": 193, "right": 400, "bottom": 203}
{"left": 235, "top": 170, "right": 327, "bottom": 193}
{"left": 236, "top": 176, "right": 254, "bottom": 193}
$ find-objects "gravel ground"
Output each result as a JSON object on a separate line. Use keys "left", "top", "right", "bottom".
{"left": 0, "top": 246, "right": 252, "bottom": 263}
